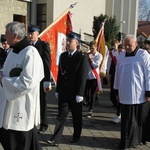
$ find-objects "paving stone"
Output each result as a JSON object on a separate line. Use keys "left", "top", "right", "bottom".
{"left": 0, "top": 86, "right": 150, "bottom": 150}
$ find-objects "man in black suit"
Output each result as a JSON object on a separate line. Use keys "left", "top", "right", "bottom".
{"left": 0, "top": 34, "right": 11, "bottom": 69}
{"left": 46, "top": 32, "right": 88, "bottom": 146}
{"left": 28, "top": 25, "right": 51, "bottom": 133}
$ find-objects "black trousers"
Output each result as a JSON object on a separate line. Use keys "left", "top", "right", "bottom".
{"left": 0, "top": 126, "right": 41, "bottom": 150}
{"left": 52, "top": 99, "right": 82, "bottom": 142}
{"left": 84, "top": 79, "right": 97, "bottom": 111}
{"left": 116, "top": 102, "right": 121, "bottom": 116}
{"left": 40, "top": 82, "right": 48, "bottom": 127}
{"left": 110, "top": 76, "right": 117, "bottom": 107}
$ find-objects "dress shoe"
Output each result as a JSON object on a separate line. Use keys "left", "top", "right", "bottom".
{"left": 46, "top": 140, "right": 59, "bottom": 146}
{"left": 70, "top": 138, "right": 80, "bottom": 143}
{"left": 38, "top": 126, "right": 48, "bottom": 134}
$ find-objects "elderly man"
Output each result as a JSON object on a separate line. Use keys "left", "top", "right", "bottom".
{"left": 46, "top": 32, "right": 88, "bottom": 146}
{"left": 114, "top": 34, "right": 150, "bottom": 149}
{"left": 0, "top": 21, "right": 44, "bottom": 150}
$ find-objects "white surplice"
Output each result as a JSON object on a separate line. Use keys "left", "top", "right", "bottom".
{"left": 0, "top": 46, "right": 44, "bottom": 131}
{"left": 114, "top": 49, "right": 150, "bottom": 105}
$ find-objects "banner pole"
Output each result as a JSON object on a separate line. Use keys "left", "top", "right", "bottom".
{"left": 39, "top": 2, "right": 77, "bottom": 37}
{"left": 95, "top": 18, "right": 107, "bottom": 42}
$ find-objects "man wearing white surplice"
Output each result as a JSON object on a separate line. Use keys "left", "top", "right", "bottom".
{"left": 0, "top": 22, "right": 44, "bottom": 150}
{"left": 114, "top": 34, "right": 150, "bottom": 149}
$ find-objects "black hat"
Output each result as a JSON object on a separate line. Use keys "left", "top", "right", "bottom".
{"left": 67, "top": 32, "right": 80, "bottom": 41}
{"left": 28, "top": 25, "right": 40, "bottom": 33}
{"left": 1, "top": 34, "right": 6, "bottom": 43}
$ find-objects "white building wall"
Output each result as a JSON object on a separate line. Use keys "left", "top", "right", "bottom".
{"left": 130, "top": 0, "right": 139, "bottom": 35}
{"left": 0, "top": 0, "right": 139, "bottom": 42}
{"left": 106, "top": 0, "right": 139, "bottom": 36}
{"left": 50, "top": 0, "right": 106, "bottom": 40}
{"left": 46, "top": 0, "right": 54, "bottom": 25}
{"left": 105, "top": 0, "right": 114, "bottom": 17}
{"left": 123, "top": 0, "right": 131, "bottom": 34}
{"left": 33, "top": 0, "right": 139, "bottom": 39}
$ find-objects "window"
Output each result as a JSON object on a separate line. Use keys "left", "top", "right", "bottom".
{"left": 13, "top": 14, "right": 26, "bottom": 24}
{"left": 37, "top": 4, "right": 46, "bottom": 32}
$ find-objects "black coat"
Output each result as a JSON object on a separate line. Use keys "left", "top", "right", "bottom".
{"left": 34, "top": 38, "right": 51, "bottom": 82}
{"left": 56, "top": 50, "right": 88, "bottom": 101}
{"left": 0, "top": 48, "right": 7, "bottom": 68}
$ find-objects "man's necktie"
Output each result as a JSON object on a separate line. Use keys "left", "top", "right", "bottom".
{"left": 69, "top": 53, "right": 72, "bottom": 59}
{"left": 69, "top": 53, "right": 72, "bottom": 58}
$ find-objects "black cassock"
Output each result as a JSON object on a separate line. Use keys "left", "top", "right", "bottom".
{"left": 0, "top": 126, "right": 41, "bottom": 150}
{"left": 120, "top": 102, "right": 149, "bottom": 148}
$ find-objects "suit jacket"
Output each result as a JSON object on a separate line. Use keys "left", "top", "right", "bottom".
{"left": 0, "top": 48, "right": 6, "bottom": 68}
{"left": 34, "top": 38, "right": 51, "bottom": 82}
{"left": 56, "top": 50, "right": 88, "bottom": 101}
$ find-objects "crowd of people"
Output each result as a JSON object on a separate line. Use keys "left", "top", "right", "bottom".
{"left": 0, "top": 21, "right": 150, "bottom": 150}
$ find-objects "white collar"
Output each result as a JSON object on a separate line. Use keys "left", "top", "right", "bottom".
{"left": 68, "top": 49, "right": 77, "bottom": 56}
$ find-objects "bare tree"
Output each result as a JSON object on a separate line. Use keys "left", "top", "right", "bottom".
{"left": 139, "top": 0, "right": 150, "bottom": 21}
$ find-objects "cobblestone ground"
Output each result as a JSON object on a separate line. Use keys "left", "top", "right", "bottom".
{"left": 0, "top": 86, "right": 150, "bottom": 150}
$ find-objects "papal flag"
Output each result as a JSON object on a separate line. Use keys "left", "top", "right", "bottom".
{"left": 39, "top": 11, "right": 73, "bottom": 83}
{"left": 95, "top": 19, "right": 107, "bottom": 78}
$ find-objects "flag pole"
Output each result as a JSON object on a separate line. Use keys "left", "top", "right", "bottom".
{"left": 39, "top": 2, "right": 78, "bottom": 37}
{"left": 95, "top": 18, "right": 107, "bottom": 42}
{"left": 94, "top": 18, "right": 107, "bottom": 78}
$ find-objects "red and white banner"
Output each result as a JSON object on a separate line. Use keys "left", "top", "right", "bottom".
{"left": 39, "top": 12, "right": 73, "bottom": 83}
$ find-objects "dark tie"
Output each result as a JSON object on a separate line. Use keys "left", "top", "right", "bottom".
{"left": 31, "top": 43, "right": 34, "bottom": 46}
{"left": 69, "top": 53, "right": 72, "bottom": 59}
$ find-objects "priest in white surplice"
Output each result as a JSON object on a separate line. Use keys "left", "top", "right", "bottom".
{"left": 114, "top": 34, "right": 150, "bottom": 149}
{"left": 0, "top": 22, "right": 44, "bottom": 150}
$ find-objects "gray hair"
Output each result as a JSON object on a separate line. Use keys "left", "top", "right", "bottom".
{"left": 124, "top": 34, "right": 137, "bottom": 42}
{"left": 5, "top": 21, "right": 26, "bottom": 39}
